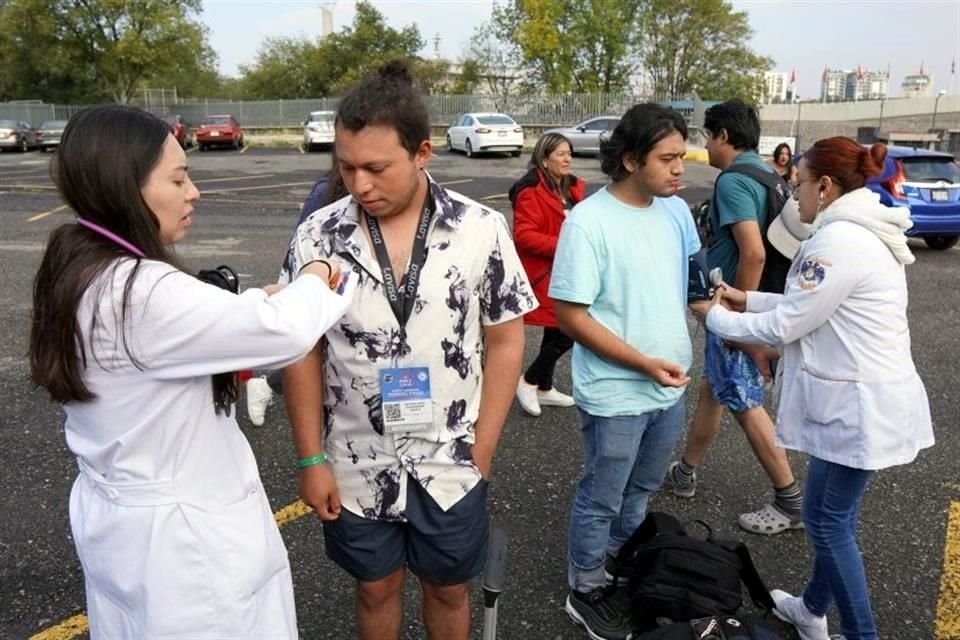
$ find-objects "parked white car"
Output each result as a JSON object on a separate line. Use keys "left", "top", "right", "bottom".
{"left": 446, "top": 113, "right": 523, "bottom": 158}
{"left": 303, "top": 110, "right": 335, "bottom": 151}
{"left": 545, "top": 116, "right": 620, "bottom": 155}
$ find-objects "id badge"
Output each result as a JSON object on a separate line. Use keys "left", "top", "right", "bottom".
{"left": 379, "top": 366, "right": 434, "bottom": 434}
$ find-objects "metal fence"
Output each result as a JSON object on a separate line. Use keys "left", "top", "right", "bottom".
{"left": 0, "top": 93, "right": 699, "bottom": 129}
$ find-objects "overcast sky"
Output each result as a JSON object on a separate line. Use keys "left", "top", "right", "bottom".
{"left": 202, "top": 0, "right": 960, "bottom": 98}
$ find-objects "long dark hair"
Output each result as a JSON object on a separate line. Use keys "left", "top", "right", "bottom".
{"left": 529, "top": 133, "right": 575, "bottom": 202}
{"left": 29, "top": 105, "right": 237, "bottom": 413}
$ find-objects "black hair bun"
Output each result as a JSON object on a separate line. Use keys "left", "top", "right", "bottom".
{"left": 377, "top": 60, "right": 413, "bottom": 84}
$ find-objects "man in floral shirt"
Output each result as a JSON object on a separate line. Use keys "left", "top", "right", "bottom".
{"left": 280, "top": 61, "right": 535, "bottom": 639}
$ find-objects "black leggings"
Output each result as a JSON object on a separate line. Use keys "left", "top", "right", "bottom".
{"left": 523, "top": 327, "right": 574, "bottom": 390}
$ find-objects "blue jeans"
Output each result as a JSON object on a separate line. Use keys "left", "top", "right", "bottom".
{"left": 802, "top": 457, "right": 877, "bottom": 640}
{"left": 567, "top": 399, "right": 686, "bottom": 591}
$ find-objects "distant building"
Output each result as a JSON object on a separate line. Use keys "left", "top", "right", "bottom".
{"left": 761, "top": 71, "right": 789, "bottom": 103}
{"left": 901, "top": 73, "right": 934, "bottom": 98}
{"left": 821, "top": 70, "right": 849, "bottom": 102}
{"left": 820, "top": 68, "right": 889, "bottom": 101}
{"left": 319, "top": 5, "right": 334, "bottom": 37}
{"left": 846, "top": 70, "right": 889, "bottom": 101}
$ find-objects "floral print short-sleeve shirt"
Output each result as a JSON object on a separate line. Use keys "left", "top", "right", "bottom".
{"left": 280, "top": 179, "right": 536, "bottom": 519}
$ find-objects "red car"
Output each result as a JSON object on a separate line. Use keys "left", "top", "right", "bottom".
{"left": 163, "top": 114, "right": 194, "bottom": 149}
{"left": 196, "top": 114, "right": 244, "bottom": 151}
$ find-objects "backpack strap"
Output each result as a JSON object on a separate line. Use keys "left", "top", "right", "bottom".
{"left": 715, "top": 539, "right": 776, "bottom": 611}
{"left": 616, "top": 511, "right": 686, "bottom": 561}
{"left": 720, "top": 164, "right": 791, "bottom": 234}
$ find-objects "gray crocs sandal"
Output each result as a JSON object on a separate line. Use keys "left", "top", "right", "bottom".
{"left": 738, "top": 503, "right": 804, "bottom": 536}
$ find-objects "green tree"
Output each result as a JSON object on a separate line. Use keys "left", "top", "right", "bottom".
{"left": 639, "top": 0, "right": 771, "bottom": 101}
{"left": 410, "top": 58, "right": 452, "bottom": 94}
{"left": 491, "top": 0, "right": 642, "bottom": 93}
{"left": 465, "top": 20, "right": 527, "bottom": 97}
{"left": 0, "top": 0, "right": 217, "bottom": 103}
{"left": 237, "top": 36, "right": 316, "bottom": 99}
{"left": 449, "top": 58, "right": 482, "bottom": 95}
{"left": 235, "top": 1, "right": 424, "bottom": 98}
{"left": 311, "top": 0, "right": 423, "bottom": 95}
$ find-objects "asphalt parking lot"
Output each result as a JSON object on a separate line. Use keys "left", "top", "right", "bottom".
{"left": 1, "top": 145, "right": 958, "bottom": 640}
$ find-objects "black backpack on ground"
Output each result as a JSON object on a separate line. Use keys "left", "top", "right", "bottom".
{"left": 696, "top": 164, "right": 793, "bottom": 294}
{"left": 635, "top": 615, "right": 784, "bottom": 640}
{"left": 615, "top": 512, "right": 776, "bottom": 631}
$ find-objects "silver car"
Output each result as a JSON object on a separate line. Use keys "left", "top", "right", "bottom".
{"left": 0, "top": 119, "right": 38, "bottom": 152}
{"left": 545, "top": 116, "right": 620, "bottom": 155}
{"left": 303, "top": 110, "right": 335, "bottom": 151}
{"left": 36, "top": 120, "right": 69, "bottom": 152}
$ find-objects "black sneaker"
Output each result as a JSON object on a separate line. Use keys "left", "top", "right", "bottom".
{"left": 603, "top": 554, "right": 630, "bottom": 586}
{"left": 565, "top": 587, "right": 633, "bottom": 640}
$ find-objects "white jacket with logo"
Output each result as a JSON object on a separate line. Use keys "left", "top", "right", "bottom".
{"left": 707, "top": 189, "right": 933, "bottom": 470}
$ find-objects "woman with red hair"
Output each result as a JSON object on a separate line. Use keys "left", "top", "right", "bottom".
{"left": 694, "top": 137, "right": 933, "bottom": 640}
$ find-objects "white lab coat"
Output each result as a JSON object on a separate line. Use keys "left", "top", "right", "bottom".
{"left": 707, "top": 214, "right": 934, "bottom": 470}
{"left": 64, "top": 260, "right": 349, "bottom": 639}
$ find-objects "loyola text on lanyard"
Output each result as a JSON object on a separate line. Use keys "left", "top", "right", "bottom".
{"left": 365, "top": 194, "right": 435, "bottom": 434}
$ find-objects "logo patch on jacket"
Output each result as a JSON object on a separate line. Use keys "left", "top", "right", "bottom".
{"left": 798, "top": 257, "right": 831, "bottom": 290}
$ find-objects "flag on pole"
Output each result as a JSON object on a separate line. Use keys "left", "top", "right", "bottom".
{"left": 822, "top": 65, "right": 830, "bottom": 82}
{"left": 920, "top": 60, "right": 925, "bottom": 75}
{"left": 886, "top": 63, "right": 891, "bottom": 79}
{"left": 789, "top": 69, "right": 797, "bottom": 85}
{"left": 856, "top": 65, "right": 865, "bottom": 81}
{"left": 952, "top": 58, "right": 956, "bottom": 75}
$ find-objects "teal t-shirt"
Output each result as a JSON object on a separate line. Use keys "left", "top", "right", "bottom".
{"left": 548, "top": 187, "right": 701, "bottom": 417}
{"left": 706, "top": 151, "right": 772, "bottom": 282}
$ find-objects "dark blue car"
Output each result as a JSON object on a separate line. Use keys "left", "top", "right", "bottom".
{"left": 866, "top": 145, "right": 960, "bottom": 250}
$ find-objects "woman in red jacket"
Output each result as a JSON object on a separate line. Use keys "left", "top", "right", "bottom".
{"left": 509, "top": 132, "right": 586, "bottom": 417}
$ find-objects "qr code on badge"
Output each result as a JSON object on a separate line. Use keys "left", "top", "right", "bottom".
{"left": 384, "top": 403, "right": 402, "bottom": 423}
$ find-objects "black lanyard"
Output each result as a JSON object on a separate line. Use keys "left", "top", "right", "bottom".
{"left": 364, "top": 194, "right": 433, "bottom": 332}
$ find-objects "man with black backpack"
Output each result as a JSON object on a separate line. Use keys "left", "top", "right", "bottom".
{"left": 665, "top": 100, "right": 803, "bottom": 536}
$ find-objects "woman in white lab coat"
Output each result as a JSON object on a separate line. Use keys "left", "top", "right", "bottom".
{"left": 28, "top": 106, "right": 350, "bottom": 639}
{"left": 694, "top": 138, "right": 933, "bottom": 640}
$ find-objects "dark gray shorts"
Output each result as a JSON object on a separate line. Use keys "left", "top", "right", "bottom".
{"left": 323, "top": 476, "right": 489, "bottom": 585}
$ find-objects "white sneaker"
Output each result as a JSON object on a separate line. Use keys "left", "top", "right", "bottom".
{"left": 537, "top": 387, "right": 575, "bottom": 408}
{"left": 515, "top": 380, "right": 541, "bottom": 416}
{"left": 771, "top": 589, "right": 829, "bottom": 640}
{"left": 246, "top": 377, "right": 273, "bottom": 427}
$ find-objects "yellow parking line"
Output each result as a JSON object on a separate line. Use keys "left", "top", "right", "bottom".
{"left": 192, "top": 174, "right": 276, "bottom": 185}
{"left": 27, "top": 204, "right": 68, "bottom": 222}
{"left": 239, "top": 145, "right": 249, "bottom": 154}
{"left": 203, "top": 181, "right": 316, "bottom": 195}
{"left": 28, "top": 613, "right": 89, "bottom": 640}
{"left": 274, "top": 499, "right": 314, "bottom": 527}
{"left": 936, "top": 501, "right": 960, "bottom": 638}
{"left": 29, "top": 497, "right": 317, "bottom": 640}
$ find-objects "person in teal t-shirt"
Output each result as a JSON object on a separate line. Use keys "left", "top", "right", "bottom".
{"left": 665, "top": 99, "right": 804, "bottom": 538}
{"left": 550, "top": 103, "right": 699, "bottom": 640}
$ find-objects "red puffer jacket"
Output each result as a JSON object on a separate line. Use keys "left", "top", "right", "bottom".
{"left": 509, "top": 168, "right": 586, "bottom": 327}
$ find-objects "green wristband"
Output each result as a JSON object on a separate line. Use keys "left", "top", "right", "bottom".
{"left": 297, "top": 453, "right": 329, "bottom": 469}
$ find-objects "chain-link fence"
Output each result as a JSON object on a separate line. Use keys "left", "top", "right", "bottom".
{"left": 0, "top": 93, "right": 697, "bottom": 129}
